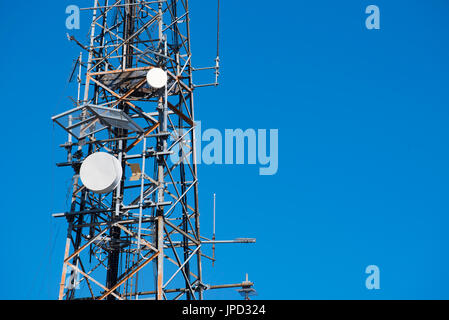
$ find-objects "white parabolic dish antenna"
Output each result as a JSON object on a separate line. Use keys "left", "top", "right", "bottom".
{"left": 80, "top": 152, "right": 123, "bottom": 194}
{"left": 146, "top": 67, "right": 167, "bottom": 89}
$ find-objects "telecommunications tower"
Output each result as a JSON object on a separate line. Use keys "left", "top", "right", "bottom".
{"left": 52, "top": 0, "right": 255, "bottom": 300}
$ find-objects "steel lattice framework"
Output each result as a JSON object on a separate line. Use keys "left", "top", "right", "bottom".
{"left": 52, "top": 0, "right": 255, "bottom": 300}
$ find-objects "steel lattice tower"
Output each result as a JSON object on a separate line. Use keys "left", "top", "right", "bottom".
{"left": 52, "top": 0, "right": 255, "bottom": 300}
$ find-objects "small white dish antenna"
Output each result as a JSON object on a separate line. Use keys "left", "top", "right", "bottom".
{"left": 146, "top": 67, "right": 167, "bottom": 89}
{"left": 80, "top": 152, "right": 123, "bottom": 194}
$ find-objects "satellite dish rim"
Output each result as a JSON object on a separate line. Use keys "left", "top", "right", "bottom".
{"left": 79, "top": 152, "right": 123, "bottom": 194}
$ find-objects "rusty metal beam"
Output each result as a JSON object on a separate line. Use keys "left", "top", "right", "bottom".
{"left": 98, "top": 251, "right": 159, "bottom": 300}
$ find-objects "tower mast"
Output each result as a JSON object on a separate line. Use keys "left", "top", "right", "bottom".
{"left": 53, "top": 0, "right": 255, "bottom": 300}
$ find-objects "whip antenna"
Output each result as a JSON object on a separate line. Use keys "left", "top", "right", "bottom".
{"left": 215, "top": 0, "right": 220, "bottom": 84}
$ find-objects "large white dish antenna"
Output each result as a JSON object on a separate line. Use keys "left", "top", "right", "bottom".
{"left": 146, "top": 68, "right": 167, "bottom": 89}
{"left": 80, "top": 152, "right": 123, "bottom": 194}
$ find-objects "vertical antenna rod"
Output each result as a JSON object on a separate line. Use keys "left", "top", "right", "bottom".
{"left": 215, "top": 0, "right": 221, "bottom": 84}
{"left": 212, "top": 193, "right": 216, "bottom": 266}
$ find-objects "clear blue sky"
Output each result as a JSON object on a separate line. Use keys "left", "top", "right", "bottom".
{"left": 1, "top": 0, "right": 449, "bottom": 299}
